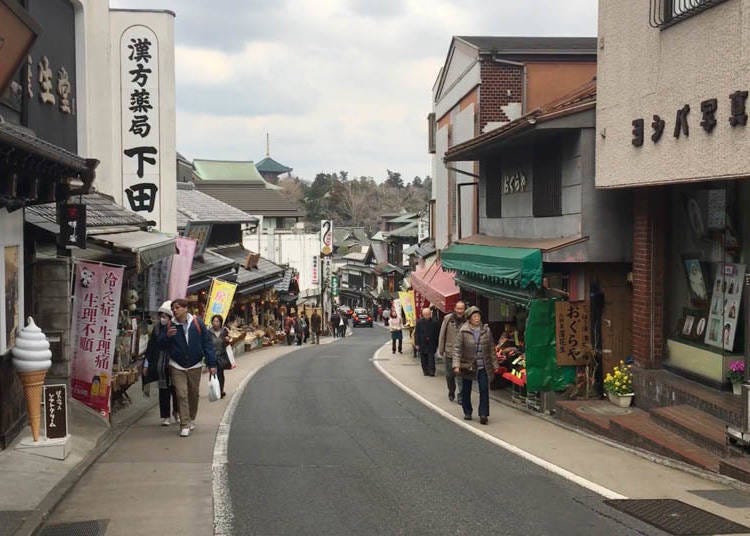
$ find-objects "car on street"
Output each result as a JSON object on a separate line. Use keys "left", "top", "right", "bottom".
{"left": 352, "top": 307, "right": 373, "bottom": 327}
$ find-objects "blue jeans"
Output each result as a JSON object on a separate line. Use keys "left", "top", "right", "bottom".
{"left": 462, "top": 369, "right": 489, "bottom": 418}
{"left": 391, "top": 330, "right": 403, "bottom": 353}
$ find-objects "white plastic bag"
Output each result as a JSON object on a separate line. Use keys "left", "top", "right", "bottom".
{"left": 208, "top": 373, "right": 221, "bottom": 402}
{"left": 226, "top": 345, "right": 237, "bottom": 369}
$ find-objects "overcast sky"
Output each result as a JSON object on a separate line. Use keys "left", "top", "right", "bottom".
{"left": 109, "top": 0, "right": 597, "bottom": 182}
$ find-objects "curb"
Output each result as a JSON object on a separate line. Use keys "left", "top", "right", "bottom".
{"left": 15, "top": 396, "right": 159, "bottom": 536}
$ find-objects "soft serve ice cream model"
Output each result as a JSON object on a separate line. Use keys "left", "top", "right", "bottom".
{"left": 11, "top": 317, "right": 52, "bottom": 442}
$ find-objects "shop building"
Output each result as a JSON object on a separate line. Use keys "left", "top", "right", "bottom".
{"left": 596, "top": 0, "right": 750, "bottom": 392}
{"left": 430, "top": 36, "right": 597, "bottom": 251}
{"left": 442, "top": 81, "right": 633, "bottom": 372}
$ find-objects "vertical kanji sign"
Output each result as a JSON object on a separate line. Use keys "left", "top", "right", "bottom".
{"left": 44, "top": 384, "right": 68, "bottom": 440}
{"left": 121, "top": 26, "right": 160, "bottom": 225}
{"left": 555, "top": 301, "right": 591, "bottom": 366}
{"left": 70, "top": 261, "right": 124, "bottom": 420}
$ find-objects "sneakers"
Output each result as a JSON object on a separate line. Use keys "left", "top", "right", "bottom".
{"left": 480, "top": 417, "right": 488, "bottom": 425}
{"left": 188, "top": 421, "right": 196, "bottom": 431}
{"left": 172, "top": 412, "right": 180, "bottom": 424}
{"left": 448, "top": 393, "right": 455, "bottom": 402}
{"left": 464, "top": 414, "right": 472, "bottom": 421}
{"left": 161, "top": 418, "right": 170, "bottom": 426}
{"left": 180, "top": 427, "right": 190, "bottom": 437}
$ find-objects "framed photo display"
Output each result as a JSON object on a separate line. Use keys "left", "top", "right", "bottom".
{"left": 679, "top": 308, "right": 707, "bottom": 341}
{"left": 705, "top": 263, "right": 746, "bottom": 351}
{"left": 682, "top": 257, "right": 709, "bottom": 305}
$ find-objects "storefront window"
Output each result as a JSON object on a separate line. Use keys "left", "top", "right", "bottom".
{"left": 666, "top": 181, "right": 745, "bottom": 355}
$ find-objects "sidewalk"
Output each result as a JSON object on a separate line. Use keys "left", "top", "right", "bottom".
{"left": 375, "top": 337, "right": 750, "bottom": 529}
{"left": 1, "top": 336, "right": 336, "bottom": 536}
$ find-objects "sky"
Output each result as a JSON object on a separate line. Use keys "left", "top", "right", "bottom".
{"left": 109, "top": 0, "right": 598, "bottom": 183}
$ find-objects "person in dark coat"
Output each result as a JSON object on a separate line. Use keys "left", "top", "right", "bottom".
{"left": 158, "top": 298, "right": 217, "bottom": 437}
{"left": 209, "top": 314, "right": 232, "bottom": 398}
{"left": 310, "top": 310, "right": 322, "bottom": 344}
{"left": 330, "top": 311, "right": 341, "bottom": 339}
{"left": 414, "top": 307, "right": 440, "bottom": 376}
{"left": 143, "top": 300, "right": 179, "bottom": 426}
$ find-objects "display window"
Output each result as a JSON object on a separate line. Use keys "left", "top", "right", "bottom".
{"left": 667, "top": 182, "right": 747, "bottom": 355}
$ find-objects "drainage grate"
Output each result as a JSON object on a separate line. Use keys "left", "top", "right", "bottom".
{"left": 38, "top": 519, "right": 109, "bottom": 536}
{"left": 604, "top": 499, "right": 750, "bottom": 535}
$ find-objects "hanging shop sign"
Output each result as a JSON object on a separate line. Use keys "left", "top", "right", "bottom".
{"left": 631, "top": 91, "right": 749, "bottom": 147}
{"left": 70, "top": 261, "right": 124, "bottom": 421}
{"left": 184, "top": 223, "right": 211, "bottom": 257}
{"left": 322, "top": 255, "right": 332, "bottom": 288}
{"left": 311, "top": 255, "right": 319, "bottom": 285}
{"left": 705, "top": 263, "right": 745, "bottom": 351}
{"left": 398, "top": 290, "right": 417, "bottom": 327}
{"left": 44, "top": 384, "right": 67, "bottom": 440}
{"left": 320, "top": 220, "right": 333, "bottom": 256}
{"left": 331, "top": 275, "right": 339, "bottom": 297}
{"left": 555, "top": 301, "right": 591, "bottom": 366}
{"left": 168, "top": 236, "right": 196, "bottom": 300}
{"left": 417, "top": 213, "right": 429, "bottom": 243}
{"left": 58, "top": 203, "right": 86, "bottom": 249}
{"left": 121, "top": 25, "right": 161, "bottom": 224}
{"left": 204, "top": 278, "right": 237, "bottom": 326}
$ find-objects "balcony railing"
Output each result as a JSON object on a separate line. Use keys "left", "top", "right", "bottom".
{"left": 649, "top": 0, "right": 730, "bottom": 29}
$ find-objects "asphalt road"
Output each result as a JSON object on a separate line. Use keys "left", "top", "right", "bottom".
{"left": 227, "top": 327, "right": 663, "bottom": 536}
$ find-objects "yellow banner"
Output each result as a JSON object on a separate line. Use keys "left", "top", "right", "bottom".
{"left": 204, "top": 278, "right": 238, "bottom": 326}
{"left": 399, "top": 290, "right": 417, "bottom": 327}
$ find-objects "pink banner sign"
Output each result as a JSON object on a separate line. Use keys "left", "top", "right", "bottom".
{"left": 168, "top": 236, "right": 197, "bottom": 300}
{"left": 70, "top": 261, "right": 124, "bottom": 420}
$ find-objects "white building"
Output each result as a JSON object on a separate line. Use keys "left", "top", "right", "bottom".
{"left": 76, "top": 2, "right": 177, "bottom": 233}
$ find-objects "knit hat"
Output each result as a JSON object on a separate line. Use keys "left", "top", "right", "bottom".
{"left": 158, "top": 300, "right": 173, "bottom": 317}
{"left": 465, "top": 306, "right": 482, "bottom": 320}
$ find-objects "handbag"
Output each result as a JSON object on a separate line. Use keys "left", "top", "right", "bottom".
{"left": 216, "top": 351, "right": 231, "bottom": 371}
{"left": 459, "top": 361, "right": 476, "bottom": 374}
{"left": 208, "top": 373, "right": 221, "bottom": 402}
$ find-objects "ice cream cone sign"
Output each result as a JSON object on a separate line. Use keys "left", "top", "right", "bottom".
{"left": 11, "top": 317, "right": 52, "bottom": 442}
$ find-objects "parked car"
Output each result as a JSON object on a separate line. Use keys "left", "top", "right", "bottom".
{"left": 352, "top": 308, "right": 373, "bottom": 327}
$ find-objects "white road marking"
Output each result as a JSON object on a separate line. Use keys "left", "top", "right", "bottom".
{"left": 372, "top": 344, "right": 627, "bottom": 501}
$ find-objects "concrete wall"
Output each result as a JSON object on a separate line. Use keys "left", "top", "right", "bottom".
{"left": 596, "top": 0, "right": 750, "bottom": 188}
{"left": 478, "top": 128, "right": 632, "bottom": 263}
{"left": 244, "top": 231, "right": 320, "bottom": 295}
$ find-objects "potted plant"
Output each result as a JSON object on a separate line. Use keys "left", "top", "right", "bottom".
{"left": 728, "top": 360, "right": 744, "bottom": 395}
{"left": 604, "top": 361, "right": 634, "bottom": 407}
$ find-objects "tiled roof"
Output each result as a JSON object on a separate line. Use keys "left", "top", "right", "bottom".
{"left": 193, "top": 182, "right": 305, "bottom": 218}
{"left": 256, "top": 156, "right": 293, "bottom": 174}
{"left": 456, "top": 36, "right": 597, "bottom": 55}
{"left": 190, "top": 248, "right": 236, "bottom": 279}
{"left": 387, "top": 213, "right": 419, "bottom": 224}
{"left": 387, "top": 221, "right": 418, "bottom": 238}
{"left": 209, "top": 245, "right": 285, "bottom": 291}
{"left": 193, "top": 159, "right": 267, "bottom": 183}
{"left": 176, "top": 182, "right": 258, "bottom": 229}
{"left": 26, "top": 192, "right": 148, "bottom": 232}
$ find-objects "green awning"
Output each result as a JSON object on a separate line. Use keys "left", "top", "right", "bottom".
{"left": 454, "top": 275, "right": 536, "bottom": 308}
{"left": 441, "top": 243, "right": 542, "bottom": 289}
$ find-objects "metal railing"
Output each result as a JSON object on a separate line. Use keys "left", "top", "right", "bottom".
{"left": 649, "top": 0, "right": 730, "bottom": 29}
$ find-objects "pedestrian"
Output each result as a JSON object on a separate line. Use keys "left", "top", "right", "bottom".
{"left": 299, "top": 313, "right": 309, "bottom": 344}
{"left": 310, "top": 309, "right": 322, "bottom": 344}
{"left": 388, "top": 309, "right": 403, "bottom": 355}
{"left": 452, "top": 306, "right": 498, "bottom": 425}
{"left": 382, "top": 307, "right": 390, "bottom": 326}
{"left": 337, "top": 310, "right": 347, "bottom": 338}
{"left": 158, "top": 298, "right": 217, "bottom": 437}
{"left": 415, "top": 307, "right": 439, "bottom": 376}
{"left": 330, "top": 310, "right": 340, "bottom": 339}
{"left": 143, "top": 300, "right": 179, "bottom": 426}
{"left": 284, "top": 311, "right": 298, "bottom": 345}
{"left": 208, "top": 314, "right": 232, "bottom": 399}
{"left": 438, "top": 301, "right": 467, "bottom": 404}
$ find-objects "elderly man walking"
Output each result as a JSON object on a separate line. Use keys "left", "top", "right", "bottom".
{"left": 438, "top": 301, "right": 467, "bottom": 403}
{"left": 159, "top": 298, "right": 217, "bottom": 437}
{"left": 415, "top": 307, "right": 439, "bottom": 376}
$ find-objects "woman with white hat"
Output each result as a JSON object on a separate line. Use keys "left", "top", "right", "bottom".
{"left": 143, "top": 300, "right": 179, "bottom": 425}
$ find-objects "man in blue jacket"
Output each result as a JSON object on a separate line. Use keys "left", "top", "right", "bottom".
{"left": 159, "top": 298, "right": 216, "bottom": 437}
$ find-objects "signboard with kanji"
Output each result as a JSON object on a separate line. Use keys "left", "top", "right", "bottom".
{"left": 70, "top": 261, "right": 124, "bottom": 420}
{"left": 555, "top": 301, "right": 591, "bottom": 366}
{"left": 58, "top": 203, "right": 86, "bottom": 249}
{"left": 44, "top": 384, "right": 67, "bottom": 439}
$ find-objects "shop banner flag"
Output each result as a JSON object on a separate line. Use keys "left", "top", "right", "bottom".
{"left": 398, "top": 291, "right": 417, "bottom": 327}
{"left": 204, "top": 278, "right": 238, "bottom": 326}
{"left": 70, "top": 261, "right": 124, "bottom": 421}
{"left": 168, "top": 236, "right": 196, "bottom": 300}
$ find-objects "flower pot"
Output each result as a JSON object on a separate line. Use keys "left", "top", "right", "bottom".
{"left": 732, "top": 381, "right": 742, "bottom": 396}
{"left": 607, "top": 392, "right": 634, "bottom": 408}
